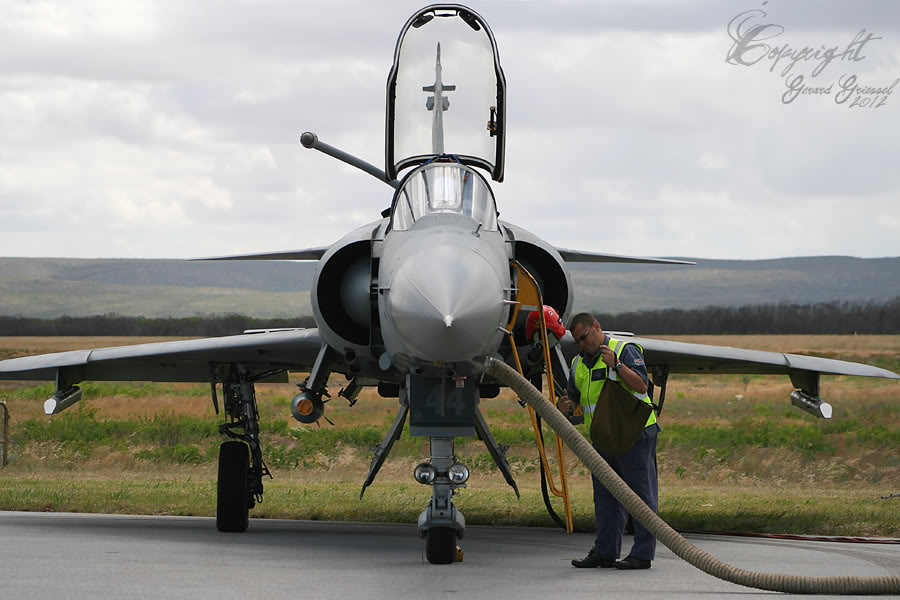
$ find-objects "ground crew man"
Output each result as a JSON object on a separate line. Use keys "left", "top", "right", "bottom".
{"left": 557, "top": 312, "right": 659, "bottom": 570}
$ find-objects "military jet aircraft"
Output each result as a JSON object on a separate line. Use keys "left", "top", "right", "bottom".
{"left": 1, "top": 4, "right": 897, "bottom": 565}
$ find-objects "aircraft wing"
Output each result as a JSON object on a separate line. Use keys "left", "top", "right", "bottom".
{"left": 562, "top": 332, "right": 900, "bottom": 379}
{"left": 0, "top": 329, "right": 323, "bottom": 384}
{"left": 560, "top": 333, "right": 899, "bottom": 379}
{"left": 553, "top": 248, "right": 694, "bottom": 265}
{"left": 194, "top": 247, "right": 329, "bottom": 261}
{"left": 632, "top": 335, "right": 899, "bottom": 378}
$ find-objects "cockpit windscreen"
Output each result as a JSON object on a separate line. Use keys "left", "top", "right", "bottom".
{"left": 391, "top": 163, "right": 498, "bottom": 232}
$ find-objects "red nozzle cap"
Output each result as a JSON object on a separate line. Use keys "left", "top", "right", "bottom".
{"left": 525, "top": 305, "right": 565, "bottom": 342}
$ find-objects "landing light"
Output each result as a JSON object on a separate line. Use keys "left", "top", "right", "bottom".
{"left": 448, "top": 463, "right": 469, "bottom": 484}
{"left": 414, "top": 463, "right": 436, "bottom": 484}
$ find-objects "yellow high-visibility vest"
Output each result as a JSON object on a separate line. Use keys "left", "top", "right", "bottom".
{"left": 571, "top": 337, "right": 656, "bottom": 429}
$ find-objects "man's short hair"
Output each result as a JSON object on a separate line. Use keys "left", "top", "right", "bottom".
{"left": 568, "top": 312, "right": 597, "bottom": 332}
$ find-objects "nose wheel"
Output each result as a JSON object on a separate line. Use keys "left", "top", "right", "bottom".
{"left": 425, "top": 527, "right": 458, "bottom": 564}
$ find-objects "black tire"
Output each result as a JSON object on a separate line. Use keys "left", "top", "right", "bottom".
{"left": 425, "top": 527, "right": 457, "bottom": 565}
{"left": 217, "top": 441, "right": 249, "bottom": 533}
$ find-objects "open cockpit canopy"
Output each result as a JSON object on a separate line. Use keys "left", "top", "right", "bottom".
{"left": 390, "top": 162, "right": 498, "bottom": 232}
{"left": 385, "top": 4, "right": 506, "bottom": 182}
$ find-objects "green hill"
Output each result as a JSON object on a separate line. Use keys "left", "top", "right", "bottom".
{"left": 0, "top": 256, "right": 897, "bottom": 318}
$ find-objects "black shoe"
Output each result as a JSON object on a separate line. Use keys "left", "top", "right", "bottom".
{"left": 614, "top": 556, "right": 651, "bottom": 570}
{"left": 571, "top": 550, "right": 615, "bottom": 568}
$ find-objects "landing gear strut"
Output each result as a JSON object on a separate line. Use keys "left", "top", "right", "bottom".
{"left": 214, "top": 364, "right": 273, "bottom": 532}
{"left": 416, "top": 437, "right": 466, "bottom": 564}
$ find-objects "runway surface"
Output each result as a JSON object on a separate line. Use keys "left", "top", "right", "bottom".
{"left": 1, "top": 511, "right": 898, "bottom": 599}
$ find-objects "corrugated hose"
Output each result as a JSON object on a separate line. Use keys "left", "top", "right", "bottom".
{"left": 484, "top": 357, "right": 900, "bottom": 595}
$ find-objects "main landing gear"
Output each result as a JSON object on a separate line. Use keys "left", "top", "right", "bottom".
{"left": 212, "top": 365, "right": 274, "bottom": 532}
{"left": 217, "top": 440, "right": 250, "bottom": 532}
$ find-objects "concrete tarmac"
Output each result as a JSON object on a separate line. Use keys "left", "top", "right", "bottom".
{"left": 1, "top": 511, "right": 898, "bottom": 599}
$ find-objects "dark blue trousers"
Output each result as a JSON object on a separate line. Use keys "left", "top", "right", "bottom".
{"left": 591, "top": 424, "right": 659, "bottom": 561}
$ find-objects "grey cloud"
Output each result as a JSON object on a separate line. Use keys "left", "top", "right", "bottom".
{"left": 1, "top": 0, "right": 898, "bottom": 260}
{"left": 489, "top": 0, "right": 900, "bottom": 35}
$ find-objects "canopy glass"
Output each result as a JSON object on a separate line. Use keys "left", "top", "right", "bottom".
{"left": 386, "top": 5, "right": 506, "bottom": 181}
{"left": 391, "top": 163, "right": 498, "bottom": 232}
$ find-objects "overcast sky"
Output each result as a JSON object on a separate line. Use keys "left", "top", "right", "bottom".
{"left": 1, "top": 0, "right": 898, "bottom": 261}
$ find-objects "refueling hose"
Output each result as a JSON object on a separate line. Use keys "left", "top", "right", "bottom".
{"left": 485, "top": 357, "right": 900, "bottom": 595}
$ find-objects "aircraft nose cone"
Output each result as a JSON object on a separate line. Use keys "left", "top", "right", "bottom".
{"left": 387, "top": 245, "right": 506, "bottom": 362}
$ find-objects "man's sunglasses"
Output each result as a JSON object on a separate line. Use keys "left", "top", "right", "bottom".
{"left": 574, "top": 322, "right": 597, "bottom": 344}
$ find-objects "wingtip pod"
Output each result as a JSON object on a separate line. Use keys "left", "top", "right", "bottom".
{"left": 790, "top": 390, "right": 832, "bottom": 419}
{"left": 44, "top": 386, "right": 82, "bottom": 415}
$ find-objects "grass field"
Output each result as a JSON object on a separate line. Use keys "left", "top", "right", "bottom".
{"left": 1, "top": 335, "right": 899, "bottom": 537}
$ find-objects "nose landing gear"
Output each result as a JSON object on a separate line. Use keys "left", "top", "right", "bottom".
{"left": 415, "top": 437, "right": 467, "bottom": 564}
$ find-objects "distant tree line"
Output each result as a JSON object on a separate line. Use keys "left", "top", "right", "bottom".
{"left": 0, "top": 314, "right": 316, "bottom": 337}
{"left": 594, "top": 297, "right": 900, "bottom": 335}
{"left": 1, "top": 298, "right": 898, "bottom": 336}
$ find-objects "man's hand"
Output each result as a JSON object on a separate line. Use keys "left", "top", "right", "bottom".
{"left": 599, "top": 344, "right": 617, "bottom": 369}
{"left": 557, "top": 393, "right": 574, "bottom": 414}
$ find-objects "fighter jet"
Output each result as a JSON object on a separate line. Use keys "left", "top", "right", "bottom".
{"left": 1, "top": 4, "right": 897, "bottom": 565}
